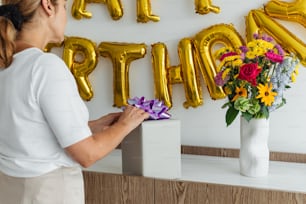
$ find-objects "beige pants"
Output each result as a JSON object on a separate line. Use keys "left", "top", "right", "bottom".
{"left": 0, "top": 167, "right": 84, "bottom": 204}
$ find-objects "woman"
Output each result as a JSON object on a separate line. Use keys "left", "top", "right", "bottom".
{"left": 0, "top": 0, "right": 149, "bottom": 203}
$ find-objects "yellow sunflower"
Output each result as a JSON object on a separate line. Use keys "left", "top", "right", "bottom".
{"left": 256, "top": 83, "right": 277, "bottom": 106}
{"left": 231, "top": 86, "right": 247, "bottom": 102}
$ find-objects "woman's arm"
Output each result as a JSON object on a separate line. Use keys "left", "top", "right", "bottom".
{"left": 65, "top": 105, "right": 149, "bottom": 168}
{"left": 88, "top": 112, "right": 122, "bottom": 133}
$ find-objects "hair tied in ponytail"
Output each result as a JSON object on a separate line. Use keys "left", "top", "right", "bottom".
{"left": 0, "top": 4, "right": 24, "bottom": 31}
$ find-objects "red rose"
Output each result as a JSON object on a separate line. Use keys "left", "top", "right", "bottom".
{"left": 238, "top": 63, "right": 261, "bottom": 86}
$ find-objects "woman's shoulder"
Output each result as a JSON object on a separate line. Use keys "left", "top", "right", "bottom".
{"left": 23, "top": 48, "right": 71, "bottom": 79}
{"left": 15, "top": 48, "right": 65, "bottom": 67}
{"left": 36, "top": 49, "right": 65, "bottom": 66}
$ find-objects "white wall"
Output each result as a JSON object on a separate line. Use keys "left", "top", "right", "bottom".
{"left": 64, "top": 0, "right": 306, "bottom": 153}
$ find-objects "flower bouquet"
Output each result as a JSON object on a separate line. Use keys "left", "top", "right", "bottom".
{"left": 214, "top": 33, "right": 300, "bottom": 126}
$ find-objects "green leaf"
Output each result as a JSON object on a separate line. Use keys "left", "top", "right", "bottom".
{"left": 221, "top": 101, "right": 232, "bottom": 109}
{"left": 225, "top": 107, "right": 239, "bottom": 126}
{"left": 285, "top": 85, "right": 291, "bottom": 89}
{"left": 241, "top": 112, "right": 253, "bottom": 121}
{"left": 262, "top": 106, "right": 269, "bottom": 118}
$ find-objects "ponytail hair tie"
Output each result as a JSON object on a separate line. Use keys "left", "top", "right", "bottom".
{"left": 0, "top": 4, "right": 24, "bottom": 31}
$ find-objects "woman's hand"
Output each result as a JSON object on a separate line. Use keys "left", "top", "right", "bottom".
{"left": 67, "top": 105, "right": 149, "bottom": 168}
{"left": 88, "top": 112, "right": 122, "bottom": 133}
{"left": 116, "top": 105, "right": 150, "bottom": 131}
{"left": 88, "top": 105, "right": 150, "bottom": 134}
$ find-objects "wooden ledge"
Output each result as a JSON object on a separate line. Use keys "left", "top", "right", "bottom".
{"left": 118, "top": 144, "right": 306, "bottom": 163}
{"left": 181, "top": 145, "right": 306, "bottom": 163}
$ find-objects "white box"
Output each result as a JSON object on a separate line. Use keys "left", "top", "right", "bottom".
{"left": 121, "top": 119, "right": 181, "bottom": 179}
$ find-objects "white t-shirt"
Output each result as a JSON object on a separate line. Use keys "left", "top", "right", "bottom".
{"left": 0, "top": 48, "right": 92, "bottom": 177}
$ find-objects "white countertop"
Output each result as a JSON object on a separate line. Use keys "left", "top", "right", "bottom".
{"left": 84, "top": 149, "right": 306, "bottom": 193}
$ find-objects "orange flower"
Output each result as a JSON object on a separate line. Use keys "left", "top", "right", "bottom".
{"left": 232, "top": 86, "right": 247, "bottom": 102}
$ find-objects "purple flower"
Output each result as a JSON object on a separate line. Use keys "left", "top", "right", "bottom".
{"left": 274, "top": 44, "right": 284, "bottom": 56}
{"left": 253, "top": 33, "right": 259, "bottom": 39}
{"left": 214, "top": 71, "right": 228, "bottom": 86}
{"left": 239, "top": 46, "right": 248, "bottom": 53}
{"left": 262, "top": 35, "right": 273, "bottom": 42}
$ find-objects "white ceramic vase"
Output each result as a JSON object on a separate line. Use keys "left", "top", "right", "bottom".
{"left": 239, "top": 116, "right": 270, "bottom": 177}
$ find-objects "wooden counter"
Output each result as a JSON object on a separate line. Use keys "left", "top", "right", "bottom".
{"left": 83, "top": 150, "right": 306, "bottom": 204}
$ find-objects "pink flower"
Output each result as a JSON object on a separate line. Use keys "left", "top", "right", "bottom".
{"left": 220, "top": 52, "right": 238, "bottom": 61}
{"left": 214, "top": 71, "right": 228, "bottom": 86}
{"left": 265, "top": 51, "right": 284, "bottom": 63}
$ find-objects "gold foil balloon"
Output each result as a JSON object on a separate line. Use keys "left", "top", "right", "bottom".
{"left": 264, "top": 0, "right": 306, "bottom": 28}
{"left": 195, "top": 0, "right": 220, "bottom": 15}
{"left": 151, "top": 43, "right": 173, "bottom": 108}
{"left": 71, "top": 0, "right": 123, "bottom": 20}
{"left": 137, "top": 0, "right": 160, "bottom": 23}
{"left": 63, "top": 37, "right": 98, "bottom": 101}
{"left": 193, "top": 24, "right": 245, "bottom": 100}
{"left": 168, "top": 65, "right": 183, "bottom": 84}
{"left": 44, "top": 41, "right": 64, "bottom": 52}
{"left": 98, "top": 42, "right": 147, "bottom": 107}
{"left": 151, "top": 40, "right": 203, "bottom": 109}
{"left": 245, "top": 10, "right": 259, "bottom": 42}
{"left": 178, "top": 38, "right": 203, "bottom": 108}
{"left": 71, "top": 0, "right": 91, "bottom": 19}
{"left": 246, "top": 9, "right": 306, "bottom": 66}
{"left": 105, "top": 0, "right": 124, "bottom": 20}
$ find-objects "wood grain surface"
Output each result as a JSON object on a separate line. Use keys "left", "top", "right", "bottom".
{"left": 83, "top": 171, "right": 306, "bottom": 204}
